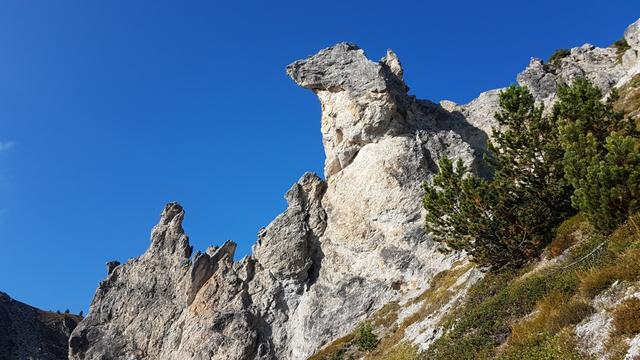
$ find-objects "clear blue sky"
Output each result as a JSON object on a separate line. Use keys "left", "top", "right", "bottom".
{"left": 0, "top": 1, "right": 638, "bottom": 313}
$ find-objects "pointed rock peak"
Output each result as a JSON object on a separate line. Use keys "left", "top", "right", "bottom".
{"left": 159, "top": 201, "right": 184, "bottom": 226}
{"left": 148, "top": 202, "right": 193, "bottom": 260}
{"left": 625, "top": 18, "right": 640, "bottom": 50}
{"left": 284, "top": 172, "right": 326, "bottom": 206}
{"left": 210, "top": 240, "right": 237, "bottom": 260}
{"left": 381, "top": 49, "right": 403, "bottom": 79}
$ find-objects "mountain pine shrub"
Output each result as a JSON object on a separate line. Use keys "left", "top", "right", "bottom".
{"left": 555, "top": 77, "right": 640, "bottom": 233}
{"left": 355, "top": 322, "right": 378, "bottom": 352}
{"left": 423, "top": 85, "right": 574, "bottom": 269}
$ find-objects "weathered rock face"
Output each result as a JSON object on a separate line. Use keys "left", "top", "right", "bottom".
{"left": 0, "top": 291, "right": 80, "bottom": 360}
{"left": 70, "top": 203, "right": 270, "bottom": 360}
{"left": 71, "top": 18, "right": 640, "bottom": 360}
{"left": 71, "top": 43, "right": 485, "bottom": 360}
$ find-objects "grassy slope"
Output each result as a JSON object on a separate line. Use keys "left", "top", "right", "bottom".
{"left": 424, "top": 213, "right": 640, "bottom": 360}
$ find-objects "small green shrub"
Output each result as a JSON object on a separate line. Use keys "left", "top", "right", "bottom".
{"left": 328, "top": 349, "right": 346, "bottom": 360}
{"left": 549, "top": 49, "right": 571, "bottom": 66}
{"left": 355, "top": 322, "right": 378, "bottom": 352}
{"left": 613, "top": 298, "right": 640, "bottom": 335}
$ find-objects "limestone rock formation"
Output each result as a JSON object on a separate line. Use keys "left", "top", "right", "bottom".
{"left": 70, "top": 18, "right": 640, "bottom": 360}
{"left": 71, "top": 42, "right": 486, "bottom": 360}
{"left": 0, "top": 291, "right": 80, "bottom": 360}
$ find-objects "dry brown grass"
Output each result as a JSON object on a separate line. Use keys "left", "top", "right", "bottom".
{"left": 613, "top": 298, "right": 640, "bottom": 336}
{"left": 307, "top": 333, "right": 355, "bottom": 360}
{"left": 39, "top": 310, "right": 83, "bottom": 324}
{"left": 615, "top": 74, "right": 640, "bottom": 120}
{"left": 578, "top": 248, "right": 640, "bottom": 298}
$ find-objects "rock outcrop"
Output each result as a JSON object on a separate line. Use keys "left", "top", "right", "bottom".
{"left": 0, "top": 291, "right": 80, "bottom": 360}
{"left": 70, "top": 18, "right": 640, "bottom": 360}
{"left": 71, "top": 42, "right": 486, "bottom": 360}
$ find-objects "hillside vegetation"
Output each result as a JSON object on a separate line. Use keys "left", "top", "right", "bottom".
{"left": 310, "top": 75, "right": 640, "bottom": 360}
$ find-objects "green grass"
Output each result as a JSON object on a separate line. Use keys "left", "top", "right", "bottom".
{"left": 497, "top": 330, "right": 586, "bottom": 360}
{"left": 509, "top": 291, "right": 592, "bottom": 345}
{"left": 423, "top": 266, "right": 581, "bottom": 360}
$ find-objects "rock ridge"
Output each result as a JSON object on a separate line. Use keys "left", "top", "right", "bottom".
{"left": 0, "top": 291, "right": 80, "bottom": 360}
{"left": 69, "top": 18, "right": 640, "bottom": 360}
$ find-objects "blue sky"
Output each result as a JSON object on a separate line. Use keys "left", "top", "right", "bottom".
{"left": 0, "top": 1, "right": 638, "bottom": 313}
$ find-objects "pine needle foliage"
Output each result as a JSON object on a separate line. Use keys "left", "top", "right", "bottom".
{"left": 423, "top": 85, "right": 574, "bottom": 269}
{"left": 555, "top": 77, "right": 640, "bottom": 233}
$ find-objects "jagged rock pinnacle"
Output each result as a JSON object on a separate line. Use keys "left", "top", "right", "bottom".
{"left": 148, "top": 202, "right": 193, "bottom": 259}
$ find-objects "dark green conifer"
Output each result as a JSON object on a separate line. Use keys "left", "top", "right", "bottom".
{"left": 555, "top": 77, "right": 640, "bottom": 232}
{"left": 424, "top": 85, "right": 574, "bottom": 268}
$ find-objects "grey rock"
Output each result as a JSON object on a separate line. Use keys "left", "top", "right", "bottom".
{"left": 381, "top": 49, "right": 404, "bottom": 79}
{"left": 625, "top": 18, "right": 640, "bottom": 51}
{"left": 0, "top": 291, "right": 80, "bottom": 360}
{"left": 621, "top": 19, "right": 640, "bottom": 78}
{"left": 253, "top": 172, "right": 326, "bottom": 284}
{"left": 69, "top": 203, "right": 272, "bottom": 360}
{"left": 516, "top": 44, "right": 626, "bottom": 105}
